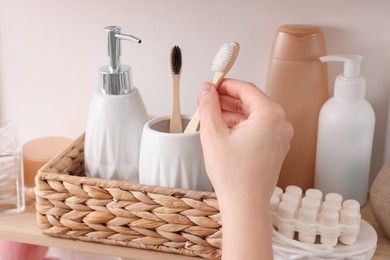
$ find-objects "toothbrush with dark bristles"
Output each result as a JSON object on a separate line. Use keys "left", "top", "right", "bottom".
{"left": 184, "top": 42, "right": 240, "bottom": 133}
{"left": 169, "top": 45, "right": 183, "bottom": 133}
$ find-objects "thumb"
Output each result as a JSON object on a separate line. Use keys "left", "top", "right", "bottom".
{"left": 198, "top": 82, "right": 227, "bottom": 135}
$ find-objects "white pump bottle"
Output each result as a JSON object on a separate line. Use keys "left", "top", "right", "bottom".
{"left": 314, "top": 55, "right": 375, "bottom": 205}
{"left": 84, "top": 26, "right": 148, "bottom": 182}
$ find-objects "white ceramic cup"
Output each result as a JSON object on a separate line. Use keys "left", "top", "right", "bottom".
{"left": 139, "top": 116, "right": 212, "bottom": 191}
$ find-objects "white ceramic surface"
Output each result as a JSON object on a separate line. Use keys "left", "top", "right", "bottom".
{"left": 273, "top": 220, "right": 377, "bottom": 260}
{"left": 85, "top": 88, "right": 148, "bottom": 183}
{"left": 139, "top": 116, "right": 212, "bottom": 191}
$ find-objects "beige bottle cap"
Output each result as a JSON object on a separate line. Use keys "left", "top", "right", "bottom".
{"left": 271, "top": 24, "right": 326, "bottom": 61}
{"left": 23, "top": 136, "right": 73, "bottom": 187}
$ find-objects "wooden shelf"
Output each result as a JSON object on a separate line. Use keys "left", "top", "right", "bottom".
{"left": 0, "top": 199, "right": 389, "bottom": 259}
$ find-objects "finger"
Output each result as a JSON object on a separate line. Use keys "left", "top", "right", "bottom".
{"left": 198, "top": 82, "right": 229, "bottom": 136}
{"left": 217, "top": 79, "right": 268, "bottom": 112}
{"left": 219, "top": 94, "right": 250, "bottom": 117}
{"left": 221, "top": 112, "right": 247, "bottom": 128}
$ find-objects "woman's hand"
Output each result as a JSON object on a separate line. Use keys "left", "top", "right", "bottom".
{"left": 198, "top": 78, "right": 293, "bottom": 260}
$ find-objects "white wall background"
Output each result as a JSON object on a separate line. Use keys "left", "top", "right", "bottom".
{"left": 1, "top": 0, "right": 390, "bottom": 186}
{"left": 1, "top": 0, "right": 390, "bottom": 258}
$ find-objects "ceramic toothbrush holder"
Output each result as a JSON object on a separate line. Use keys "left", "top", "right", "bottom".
{"left": 139, "top": 116, "right": 212, "bottom": 192}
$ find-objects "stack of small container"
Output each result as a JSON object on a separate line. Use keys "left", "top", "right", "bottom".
{"left": 270, "top": 185, "right": 361, "bottom": 247}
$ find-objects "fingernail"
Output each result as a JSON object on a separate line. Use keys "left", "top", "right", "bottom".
{"left": 200, "top": 83, "right": 211, "bottom": 95}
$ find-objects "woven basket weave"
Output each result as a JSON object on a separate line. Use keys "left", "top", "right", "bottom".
{"left": 35, "top": 134, "right": 222, "bottom": 259}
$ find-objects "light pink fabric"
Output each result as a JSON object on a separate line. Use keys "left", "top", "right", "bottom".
{"left": 0, "top": 241, "right": 48, "bottom": 260}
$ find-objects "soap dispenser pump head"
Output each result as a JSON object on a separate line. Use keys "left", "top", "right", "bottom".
{"left": 319, "top": 55, "right": 363, "bottom": 79}
{"left": 320, "top": 54, "right": 366, "bottom": 101}
{"left": 100, "top": 26, "right": 141, "bottom": 95}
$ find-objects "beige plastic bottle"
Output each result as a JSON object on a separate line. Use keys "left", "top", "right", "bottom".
{"left": 265, "top": 24, "right": 328, "bottom": 191}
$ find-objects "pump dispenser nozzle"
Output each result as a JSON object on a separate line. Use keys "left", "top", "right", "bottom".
{"left": 320, "top": 55, "right": 363, "bottom": 79}
{"left": 320, "top": 54, "right": 365, "bottom": 101}
{"left": 100, "top": 26, "right": 141, "bottom": 95}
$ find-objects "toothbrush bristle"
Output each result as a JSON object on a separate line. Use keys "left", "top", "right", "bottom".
{"left": 171, "top": 45, "right": 182, "bottom": 74}
{"left": 211, "top": 43, "right": 235, "bottom": 72}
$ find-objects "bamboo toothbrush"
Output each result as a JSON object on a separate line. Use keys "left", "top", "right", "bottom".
{"left": 169, "top": 45, "right": 183, "bottom": 133}
{"left": 184, "top": 42, "right": 240, "bottom": 133}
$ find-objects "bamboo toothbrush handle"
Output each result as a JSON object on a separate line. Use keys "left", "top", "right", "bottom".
{"left": 184, "top": 108, "right": 200, "bottom": 133}
{"left": 170, "top": 74, "right": 183, "bottom": 133}
{"left": 184, "top": 72, "right": 224, "bottom": 133}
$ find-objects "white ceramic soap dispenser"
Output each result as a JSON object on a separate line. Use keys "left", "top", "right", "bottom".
{"left": 315, "top": 55, "right": 375, "bottom": 205}
{"left": 85, "top": 26, "right": 148, "bottom": 182}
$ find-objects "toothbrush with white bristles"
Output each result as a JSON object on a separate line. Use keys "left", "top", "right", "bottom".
{"left": 184, "top": 42, "right": 240, "bottom": 133}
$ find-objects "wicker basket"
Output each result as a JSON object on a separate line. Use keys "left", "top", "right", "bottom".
{"left": 35, "top": 134, "right": 222, "bottom": 259}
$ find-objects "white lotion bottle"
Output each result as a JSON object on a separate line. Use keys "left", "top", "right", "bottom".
{"left": 315, "top": 55, "right": 375, "bottom": 205}
{"left": 85, "top": 26, "right": 148, "bottom": 182}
